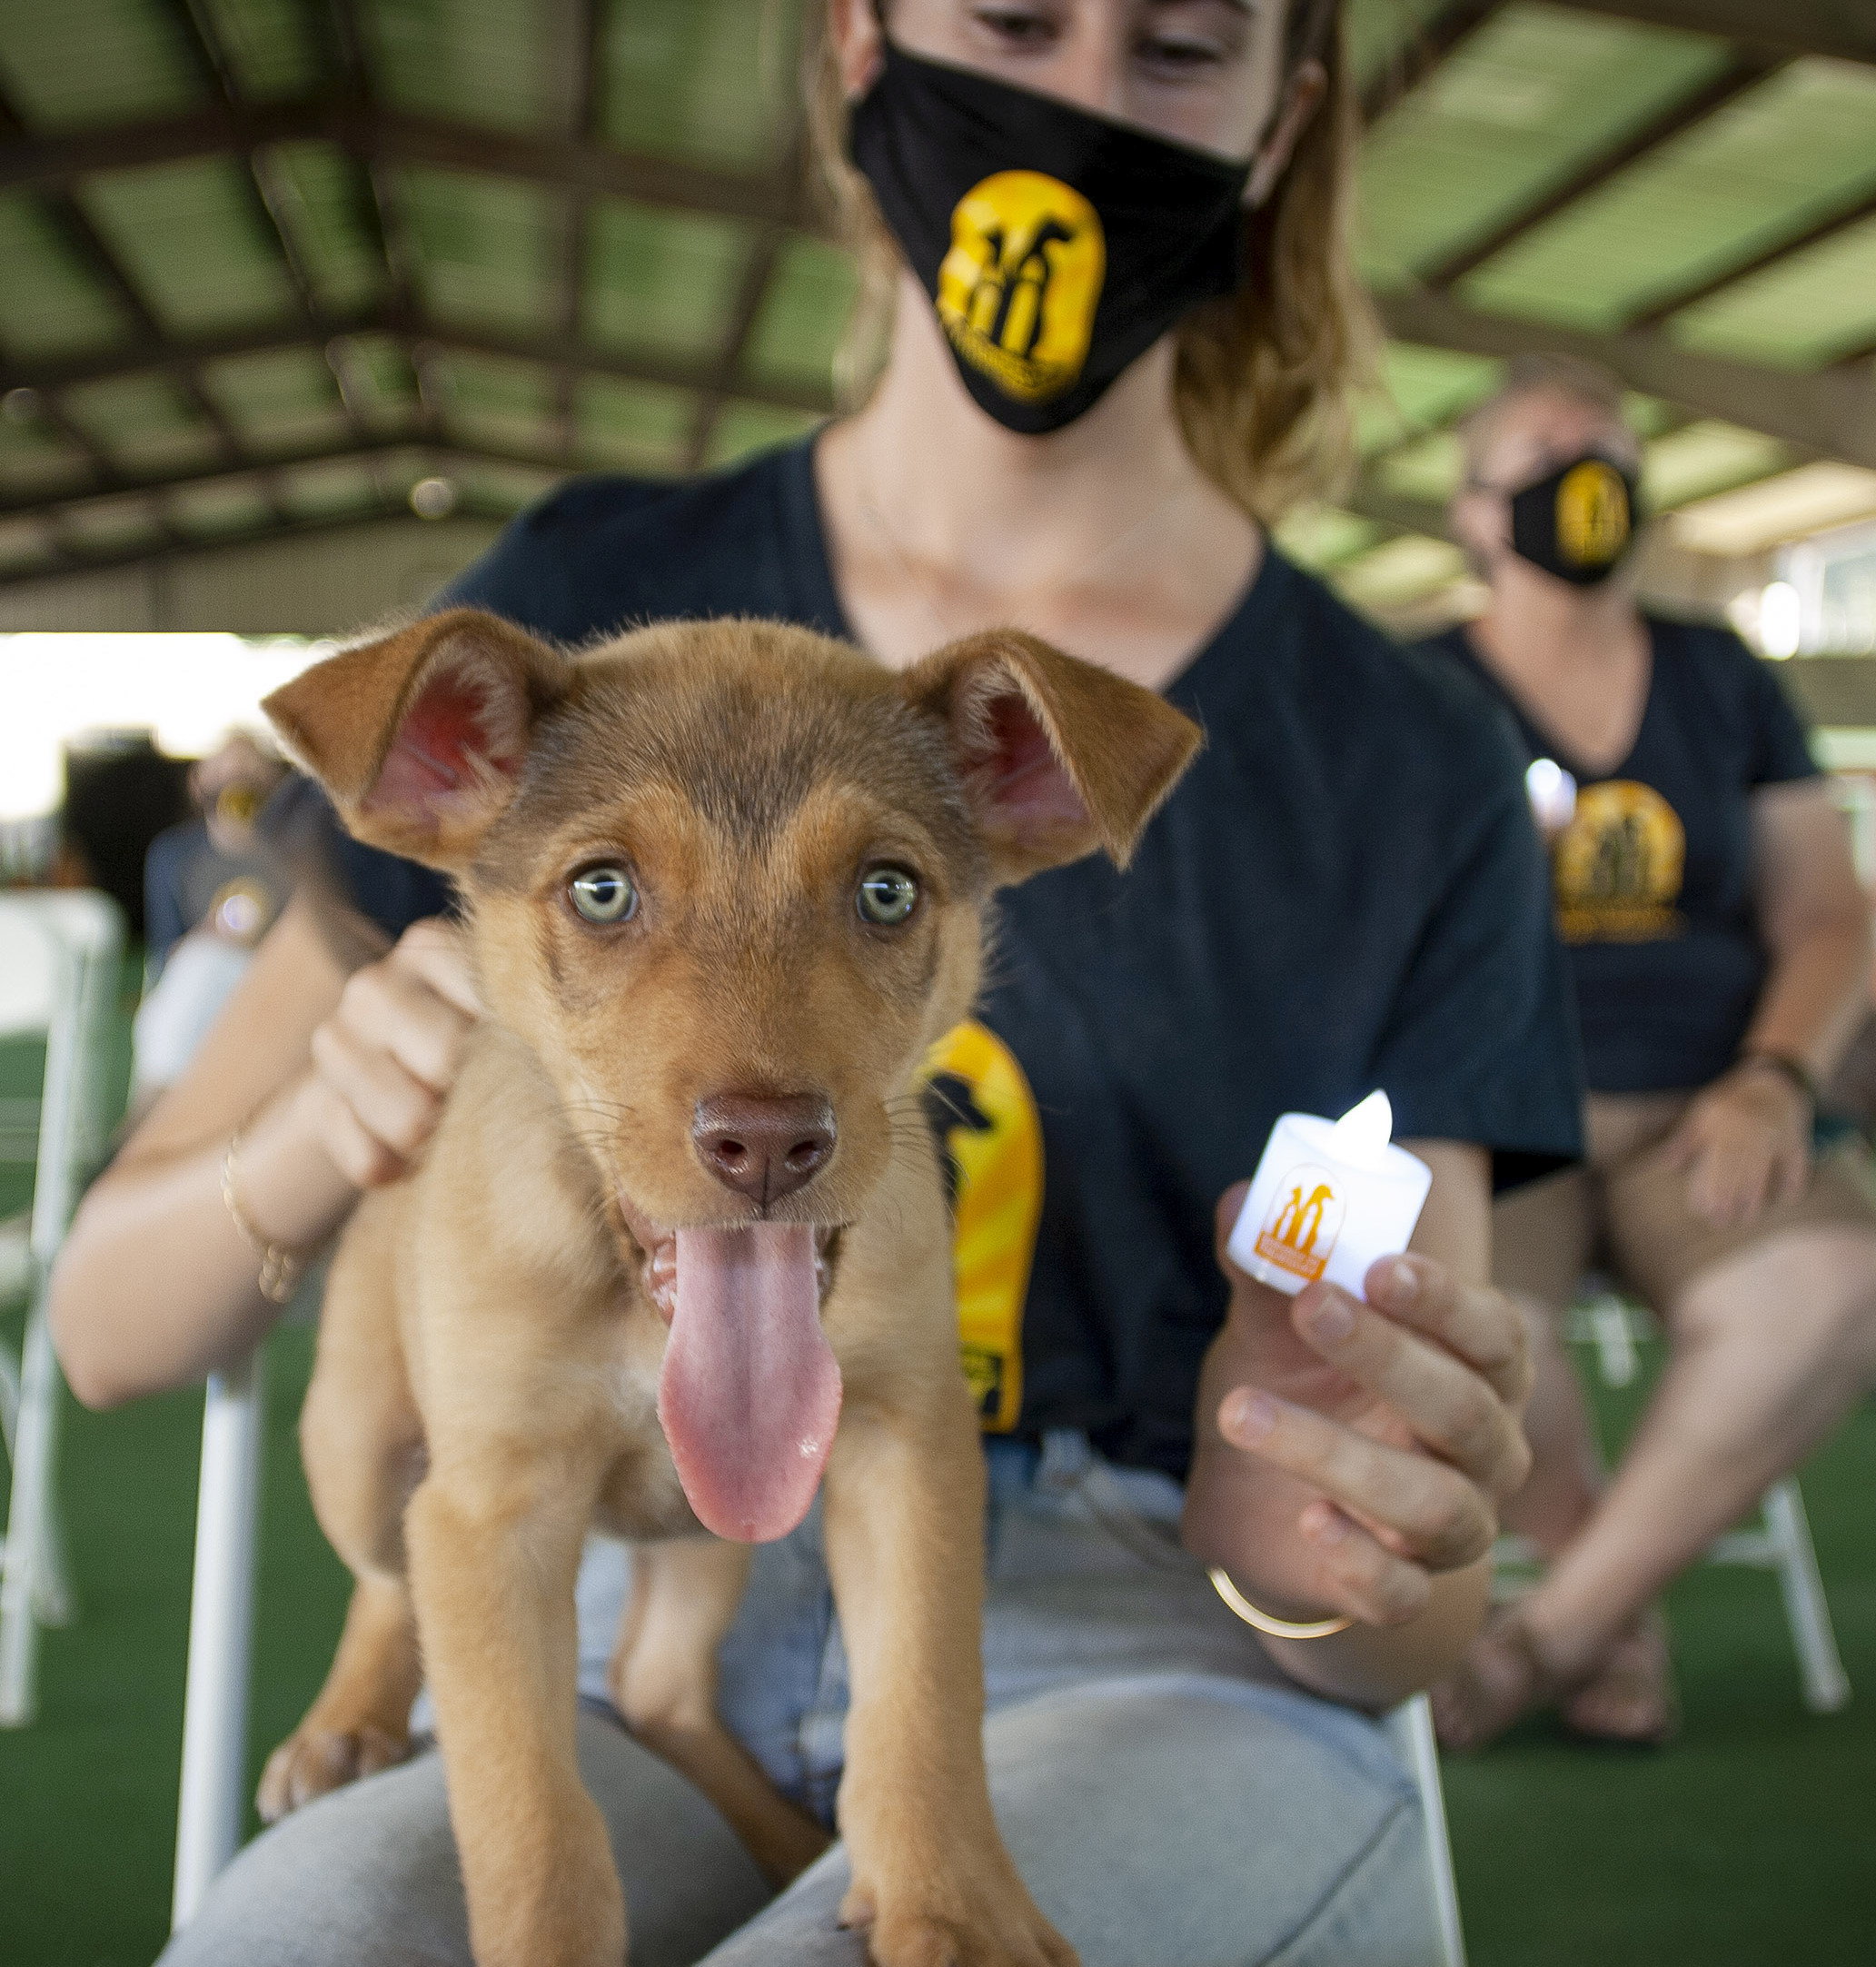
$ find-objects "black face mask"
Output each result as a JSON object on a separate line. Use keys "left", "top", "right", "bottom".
{"left": 1507, "top": 454, "right": 1640, "bottom": 587}
{"left": 849, "top": 40, "right": 1253, "bottom": 435}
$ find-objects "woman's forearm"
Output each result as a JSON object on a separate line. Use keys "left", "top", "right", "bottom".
{"left": 1744, "top": 917, "right": 1872, "bottom": 1083}
{"left": 49, "top": 1071, "right": 358, "bottom": 1408}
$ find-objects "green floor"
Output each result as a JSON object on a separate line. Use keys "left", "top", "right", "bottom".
{"left": 2, "top": 1024, "right": 1873, "bottom": 1963}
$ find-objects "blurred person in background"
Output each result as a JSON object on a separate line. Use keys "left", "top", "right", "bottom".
{"left": 1422, "top": 354, "right": 1876, "bottom": 1749}
{"left": 55, "top": 6, "right": 1580, "bottom": 1963}
{"left": 130, "top": 733, "right": 293, "bottom": 1116}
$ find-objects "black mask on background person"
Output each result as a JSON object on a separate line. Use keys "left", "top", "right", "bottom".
{"left": 849, "top": 39, "right": 1255, "bottom": 435}
{"left": 1507, "top": 454, "right": 1640, "bottom": 587}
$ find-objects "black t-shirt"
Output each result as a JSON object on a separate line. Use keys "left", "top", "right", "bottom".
{"left": 1424, "top": 618, "right": 1821, "bottom": 1095}
{"left": 310, "top": 440, "right": 1583, "bottom": 1481}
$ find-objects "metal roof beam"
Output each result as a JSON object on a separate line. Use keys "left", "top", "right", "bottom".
{"left": 1550, "top": 2, "right": 1876, "bottom": 68}
{"left": 0, "top": 313, "right": 835, "bottom": 418}
{"left": 1375, "top": 289, "right": 1876, "bottom": 470}
{"left": 1424, "top": 49, "right": 1786, "bottom": 289}
{"left": 1630, "top": 188, "right": 1876, "bottom": 328}
{"left": 0, "top": 94, "right": 810, "bottom": 230}
{"left": 1360, "top": 1, "right": 1507, "bottom": 126}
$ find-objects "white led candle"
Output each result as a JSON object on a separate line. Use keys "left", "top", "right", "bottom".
{"left": 1226, "top": 1091, "right": 1432, "bottom": 1300}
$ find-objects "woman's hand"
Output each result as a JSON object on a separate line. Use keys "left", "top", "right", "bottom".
{"left": 1183, "top": 1182, "right": 1533, "bottom": 1631}
{"left": 1660, "top": 1062, "right": 1811, "bottom": 1230}
{"left": 304, "top": 919, "right": 482, "bottom": 1188}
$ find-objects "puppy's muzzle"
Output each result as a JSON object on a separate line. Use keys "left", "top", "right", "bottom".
{"left": 692, "top": 1092, "right": 836, "bottom": 1207}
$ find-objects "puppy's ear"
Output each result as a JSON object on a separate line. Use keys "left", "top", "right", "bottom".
{"left": 902, "top": 630, "right": 1202, "bottom": 884}
{"left": 262, "top": 608, "right": 567, "bottom": 869}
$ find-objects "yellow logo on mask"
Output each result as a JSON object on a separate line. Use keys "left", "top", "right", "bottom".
{"left": 1553, "top": 780, "right": 1685, "bottom": 943}
{"left": 918, "top": 1019, "right": 1044, "bottom": 1431}
{"left": 1555, "top": 460, "right": 1632, "bottom": 569}
{"left": 936, "top": 172, "right": 1106, "bottom": 404}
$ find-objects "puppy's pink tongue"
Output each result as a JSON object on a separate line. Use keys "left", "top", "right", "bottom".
{"left": 659, "top": 1226, "right": 841, "bottom": 1544}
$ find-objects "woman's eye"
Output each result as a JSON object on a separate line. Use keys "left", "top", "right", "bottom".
{"left": 569, "top": 866, "right": 638, "bottom": 925}
{"left": 857, "top": 867, "right": 919, "bottom": 928}
{"left": 972, "top": 6, "right": 1057, "bottom": 50}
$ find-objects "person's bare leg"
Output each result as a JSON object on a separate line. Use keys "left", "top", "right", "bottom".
{"left": 1499, "top": 1296, "right": 1605, "bottom": 1556}
{"left": 1516, "top": 1225, "right": 1876, "bottom": 1683}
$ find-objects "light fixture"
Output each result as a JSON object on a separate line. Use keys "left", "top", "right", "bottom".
{"left": 1758, "top": 580, "right": 1802, "bottom": 661}
{"left": 410, "top": 476, "right": 458, "bottom": 520}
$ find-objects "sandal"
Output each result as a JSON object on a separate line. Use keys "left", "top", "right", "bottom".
{"left": 1429, "top": 1605, "right": 1568, "bottom": 1753}
{"left": 1560, "top": 1609, "right": 1679, "bottom": 1748}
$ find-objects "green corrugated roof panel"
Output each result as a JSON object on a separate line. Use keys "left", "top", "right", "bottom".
{"left": 62, "top": 373, "right": 222, "bottom": 474}
{"left": 583, "top": 202, "right": 751, "bottom": 360}
{"left": 265, "top": 143, "right": 392, "bottom": 316}
{"left": 1347, "top": 0, "right": 1458, "bottom": 97}
{"left": 82, "top": 160, "right": 297, "bottom": 334}
{"left": 431, "top": 349, "right": 556, "bottom": 454}
{"left": 1670, "top": 214, "right": 1876, "bottom": 369}
{"left": 1335, "top": 532, "right": 1466, "bottom": 609}
{"left": 0, "top": 0, "right": 201, "bottom": 129}
{"left": 367, "top": 0, "right": 565, "bottom": 135}
{"left": 1463, "top": 57, "right": 1876, "bottom": 331}
{"left": 0, "top": 415, "right": 91, "bottom": 501}
{"left": 402, "top": 167, "right": 558, "bottom": 333}
{"left": 576, "top": 375, "right": 692, "bottom": 472}
{"left": 1377, "top": 429, "right": 1464, "bottom": 502}
{"left": 704, "top": 400, "right": 820, "bottom": 470}
{"left": 0, "top": 194, "right": 128, "bottom": 357}
{"left": 202, "top": 347, "right": 349, "bottom": 452}
{"left": 1360, "top": 342, "right": 1503, "bottom": 454}
{"left": 167, "top": 476, "right": 275, "bottom": 537}
{"left": 1273, "top": 503, "right": 1384, "bottom": 571}
{"left": 601, "top": 0, "right": 800, "bottom": 171}
{"left": 332, "top": 333, "right": 420, "bottom": 426}
{"left": 1641, "top": 419, "right": 1789, "bottom": 510}
{"left": 741, "top": 236, "right": 855, "bottom": 393}
{"left": 1357, "top": 4, "right": 1729, "bottom": 288}
{"left": 278, "top": 458, "right": 386, "bottom": 521}
{"left": 199, "top": 0, "right": 323, "bottom": 102}
{"left": 452, "top": 458, "right": 561, "bottom": 512}
{"left": 57, "top": 490, "right": 165, "bottom": 554}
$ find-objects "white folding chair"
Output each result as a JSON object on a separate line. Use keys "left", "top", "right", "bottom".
{"left": 1385, "top": 1692, "right": 1468, "bottom": 1967}
{"left": 172, "top": 1344, "right": 266, "bottom": 1931}
{"left": 0, "top": 889, "right": 124, "bottom": 1727}
{"left": 1558, "top": 1282, "right": 1850, "bottom": 1714}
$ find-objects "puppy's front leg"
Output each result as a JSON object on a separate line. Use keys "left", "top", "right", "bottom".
{"left": 823, "top": 1395, "right": 1076, "bottom": 1967}
{"left": 406, "top": 1446, "right": 621, "bottom": 1967}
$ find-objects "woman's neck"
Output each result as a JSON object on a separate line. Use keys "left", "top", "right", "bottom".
{"left": 816, "top": 272, "right": 1260, "bottom": 687}
{"left": 1471, "top": 561, "right": 1653, "bottom": 773}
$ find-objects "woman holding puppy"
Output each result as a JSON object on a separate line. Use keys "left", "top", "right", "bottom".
{"left": 55, "top": 4, "right": 1579, "bottom": 1962}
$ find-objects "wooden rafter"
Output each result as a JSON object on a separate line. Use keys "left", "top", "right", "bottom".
{"left": 1630, "top": 188, "right": 1876, "bottom": 329}
{"left": 1552, "top": 0, "right": 1876, "bottom": 68}
{"left": 1360, "top": 0, "right": 1506, "bottom": 127}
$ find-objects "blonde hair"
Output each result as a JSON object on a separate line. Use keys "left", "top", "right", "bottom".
{"left": 803, "top": 0, "right": 1376, "bottom": 523}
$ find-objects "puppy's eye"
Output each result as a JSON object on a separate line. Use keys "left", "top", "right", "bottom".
{"left": 568, "top": 865, "right": 638, "bottom": 925}
{"left": 857, "top": 866, "right": 919, "bottom": 927}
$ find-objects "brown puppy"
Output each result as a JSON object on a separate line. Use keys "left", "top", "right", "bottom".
{"left": 256, "top": 608, "right": 1198, "bottom": 1967}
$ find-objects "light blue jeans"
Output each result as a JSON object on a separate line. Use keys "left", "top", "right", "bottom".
{"left": 163, "top": 1434, "right": 1435, "bottom": 1966}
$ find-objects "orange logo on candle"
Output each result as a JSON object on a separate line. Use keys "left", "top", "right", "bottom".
{"left": 1254, "top": 1164, "right": 1346, "bottom": 1283}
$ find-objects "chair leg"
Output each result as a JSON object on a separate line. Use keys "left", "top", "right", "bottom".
{"left": 0, "top": 1297, "right": 63, "bottom": 1726}
{"left": 172, "top": 1350, "right": 266, "bottom": 1932}
{"left": 1762, "top": 1478, "right": 1850, "bottom": 1715}
{"left": 1384, "top": 1693, "right": 1468, "bottom": 1967}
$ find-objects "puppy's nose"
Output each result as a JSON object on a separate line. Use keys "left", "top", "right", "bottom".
{"left": 692, "top": 1093, "right": 836, "bottom": 1206}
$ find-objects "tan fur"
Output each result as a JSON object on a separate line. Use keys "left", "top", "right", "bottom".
{"left": 260, "top": 611, "right": 1200, "bottom": 1967}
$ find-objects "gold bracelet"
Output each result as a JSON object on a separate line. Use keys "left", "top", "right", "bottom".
{"left": 1208, "top": 1566, "right": 1354, "bottom": 1640}
{"left": 221, "top": 1128, "right": 309, "bottom": 1305}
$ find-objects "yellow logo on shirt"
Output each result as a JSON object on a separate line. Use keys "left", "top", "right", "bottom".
{"left": 1553, "top": 780, "right": 1685, "bottom": 942}
{"left": 918, "top": 1020, "right": 1043, "bottom": 1431}
{"left": 1555, "top": 460, "right": 1632, "bottom": 570}
{"left": 936, "top": 172, "right": 1106, "bottom": 403}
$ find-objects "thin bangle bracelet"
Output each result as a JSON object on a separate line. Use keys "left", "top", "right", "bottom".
{"left": 221, "top": 1127, "right": 311, "bottom": 1306}
{"left": 1208, "top": 1566, "right": 1353, "bottom": 1640}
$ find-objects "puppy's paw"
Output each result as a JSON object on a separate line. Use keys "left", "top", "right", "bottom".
{"left": 256, "top": 1722, "right": 411, "bottom": 1822}
{"left": 840, "top": 1873, "right": 1077, "bottom": 1967}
